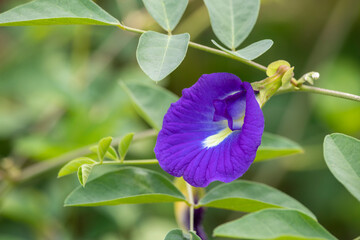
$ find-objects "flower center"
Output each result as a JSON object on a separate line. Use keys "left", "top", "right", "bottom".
{"left": 202, "top": 89, "right": 247, "bottom": 149}
{"left": 212, "top": 90, "right": 246, "bottom": 131}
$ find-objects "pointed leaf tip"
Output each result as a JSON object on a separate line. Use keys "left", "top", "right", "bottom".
{"left": 98, "top": 136, "right": 113, "bottom": 161}
{"left": 118, "top": 133, "right": 135, "bottom": 161}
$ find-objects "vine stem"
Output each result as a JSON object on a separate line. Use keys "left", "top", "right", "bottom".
{"left": 117, "top": 24, "right": 360, "bottom": 102}
{"left": 19, "top": 129, "right": 158, "bottom": 182}
{"left": 117, "top": 24, "right": 267, "bottom": 72}
{"left": 186, "top": 182, "right": 195, "bottom": 238}
{"left": 277, "top": 85, "right": 360, "bottom": 102}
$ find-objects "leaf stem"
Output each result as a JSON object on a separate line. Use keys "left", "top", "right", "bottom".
{"left": 116, "top": 24, "right": 267, "bottom": 72}
{"left": 101, "top": 159, "right": 158, "bottom": 165}
{"left": 186, "top": 182, "right": 195, "bottom": 237}
{"left": 277, "top": 85, "right": 360, "bottom": 102}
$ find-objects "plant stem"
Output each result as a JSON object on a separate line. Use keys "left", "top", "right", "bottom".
{"left": 101, "top": 159, "right": 158, "bottom": 165}
{"left": 116, "top": 23, "right": 360, "bottom": 103}
{"left": 117, "top": 24, "right": 267, "bottom": 72}
{"left": 19, "top": 129, "right": 158, "bottom": 182}
{"left": 277, "top": 85, "right": 360, "bottom": 102}
{"left": 186, "top": 182, "right": 195, "bottom": 237}
{"left": 188, "top": 42, "right": 267, "bottom": 72}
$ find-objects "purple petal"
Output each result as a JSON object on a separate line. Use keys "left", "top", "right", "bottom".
{"left": 154, "top": 73, "right": 264, "bottom": 187}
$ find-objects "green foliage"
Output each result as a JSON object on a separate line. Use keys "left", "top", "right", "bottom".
{"left": 65, "top": 167, "right": 186, "bottom": 206}
{"left": 97, "top": 136, "right": 113, "bottom": 162}
{"left": 164, "top": 229, "right": 201, "bottom": 240}
{"left": 77, "top": 163, "right": 94, "bottom": 187}
{"left": 0, "top": 0, "right": 119, "bottom": 26}
{"left": 118, "top": 133, "right": 135, "bottom": 161}
{"left": 281, "top": 67, "right": 295, "bottom": 88}
{"left": 141, "top": 0, "right": 188, "bottom": 32}
{"left": 204, "top": 0, "right": 260, "bottom": 50}
{"left": 90, "top": 145, "right": 118, "bottom": 161}
{"left": 214, "top": 209, "right": 337, "bottom": 240}
{"left": 121, "top": 81, "right": 179, "bottom": 130}
{"left": 324, "top": 133, "right": 360, "bottom": 201}
{"left": 136, "top": 31, "right": 190, "bottom": 81}
{"left": 212, "top": 39, "right": 273, "bottom": 60}
{"left": 198, "top": 180, "right": 315, "bottom": 219}
{"left": 255, "top": 132, "right": 303, "bottom": 162}
{"left": 58, "top": 157, "right": 96, "bottom": 178}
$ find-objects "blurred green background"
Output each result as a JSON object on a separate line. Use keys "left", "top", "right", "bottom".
{"left": 0, "top": 0, "right": 359, "bottom": 239}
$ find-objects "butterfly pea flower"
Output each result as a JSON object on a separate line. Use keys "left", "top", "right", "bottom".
{"left": 154, "top": 73, "right": 264, "bottom": 187}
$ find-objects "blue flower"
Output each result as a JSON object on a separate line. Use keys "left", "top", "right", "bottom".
{"left": 154, "top": 73, "right": 264, "bottom": 187}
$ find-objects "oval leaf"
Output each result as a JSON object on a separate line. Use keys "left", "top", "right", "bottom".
{"left": 121, "top": 81, "right": 178, "bottom": 130}
{"left": 198, "top": 180, "right": 315, "bottom": 219}
{"left": 164, "top": 229, "right": 201, "bottom": 240}
{"left": 235, "top": 39, "right": 274, "bottom": 60}
{"left": 58, "top": 157, "right": 96, "bottom": 178}
{"left": 324, "top": 133, "right": 360, "bottom": 201}
{"left": 214, "top": 209, "right": 337, "bottom": 240}
{"left": 204, "top": 0, "right": 260, "bottom": 49}
{"left": 142, "top": 0, "right": 188, "bottom": 31}
{"left": 136, "top": 31, "right": 190, "bottom": 81}
{"left": 77, "top": 164, "right": 94, "bottom": 187}
{"left": 213, "top": 39, "right": 273, "bottom": 60}
{"left": 0, "top": 0, "right": 119, "bottom": 26}
{"left": 118, "top": 132, "right": 135, "bottom": 161}
{"left": 98, "top": 136, "right": 112, "bottom": 161}
{"left": 65, "top": 167, "right": 186, "bottom": 206}
{"left": 255, "top": 132, "right": 303, "bottom": 162}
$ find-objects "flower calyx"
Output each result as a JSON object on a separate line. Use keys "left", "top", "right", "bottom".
{"left": 252, "top": 60, "right": 294, "bottom": 107}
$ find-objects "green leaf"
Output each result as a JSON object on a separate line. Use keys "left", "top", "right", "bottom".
{"left": 282, "top": 67, "right": 295, "bottom": 88}
{"left": 214, "top": 209, "right": 337, "bottom": 240}
{"left": 77, "top": 163, "right": 94, "bottom": 187}
{"left": 142, "top": 0, "right": 188, "bottom": 32}
{"left": 212, "top": 39, "right": 273, "bottom": 60}
{"left": 121, "top": 81, "right": 178, "bottom": 130}
{"left": 105, "top": 146, "right": 118, "bottom": 160}
{"left": 97, "top": 136, "right": 112, "bottom": 162}
{"left": 204, "top": 0, "right": 260, "bottom": 49}
{"left": 58, "top": 157, "right": 96, "bottom": 178}
{"left": 0, "top": 0, "right": 119, "bottom": 26}
{"left": 90, "top": 145, "right": 118, "bottom": 161}
{"left": 118, "top": 133, "right": 135, "bottom": 161}
{"left": 164, "top": 229, "right": 201, "bottom": 240}
{"left": 198, "top": 180, "right": 315, "bottom": 219}
{"left": 65, "top": 167, "right": 186, "bottom": 206}
{"left": 136, "top": 31, "right": 190, "bottom": 81}
{"left": 255, "top": 132, "right": 303, "bottom": 162}
{"left": 324, "top": 133, "right": 360, "bottom": 201}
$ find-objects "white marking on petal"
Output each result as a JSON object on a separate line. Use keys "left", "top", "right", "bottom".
{"left": 203, "top": 127, "right": 233, "bottom": 148}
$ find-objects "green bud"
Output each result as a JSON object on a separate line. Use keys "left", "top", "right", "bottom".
{"left": 297, "top": 71, "right": 320, "bottom": 85}
{"left": 252, "top": 60, "right": 293, "bottom": 107}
